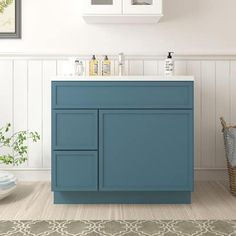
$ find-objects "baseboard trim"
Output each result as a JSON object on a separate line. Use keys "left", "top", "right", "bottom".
{"left": 0, "top": 168, "right": 228, "bottom": 182}
{"left": 0, "top": 169, "right": 51, "bottom": 181}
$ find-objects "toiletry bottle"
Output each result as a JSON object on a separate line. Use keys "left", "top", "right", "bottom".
{"left": 118, "top": 53, "right": 124, "bottom": 76}
{"left": 165, "top": 52, "right": 174, "bottom": 76}
{"left": 89, "top": 55, "right": 98, "bottom": 76}
{"left": 102, "top": 55, "right": 111, "bottom": 76}
{"left": 75, "top": 59, "right": 84, "bottom": 76}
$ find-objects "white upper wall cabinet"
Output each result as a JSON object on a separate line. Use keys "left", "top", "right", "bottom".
{"left": 83, "top": 0, "right": 163, "bottom": 24}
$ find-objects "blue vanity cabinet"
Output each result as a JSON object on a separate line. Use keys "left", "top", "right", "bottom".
{"left": 52, "top": 81, "right": 194, "bottom": 204}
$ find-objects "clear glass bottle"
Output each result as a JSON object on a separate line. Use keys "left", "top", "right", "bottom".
{"left": 74, "top": 59, "right": 84, "bottom": 76}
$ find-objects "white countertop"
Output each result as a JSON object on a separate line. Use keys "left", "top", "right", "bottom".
{"left": 52, "top": 75, "right": 194, "bottom": 81}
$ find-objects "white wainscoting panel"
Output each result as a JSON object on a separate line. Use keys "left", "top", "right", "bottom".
{"left": 201, "top": 61, "right": 216, "bottom": 168}
{"left": 186, "top": 61, "right": 201, "bottom": 168}
{"left": 0, "top": 60, "right": 13, "bottom": 128}
{"left": 215, "top": 61, "right": 231, "bottom": 168}
{"left": 0, "top": 60, "right": 13, "bottom": 165}
{"left": 144, "top": 61, "right": 159, "bottom": 76}
{"left": 42, "top": 61, "right": 57, "bottom": 168}
{"left": 28, "top": 61, "right": 43, "bottom": 168}
{"left": 13, "top": 60, "right": 28, "bottom": 168}
{"left": 0, "top": 54, "right": 236, "bottom": 180}
{"left": 129, "top": 60, "right": 144, "bottom": 76}
{"left": 174, "top": 61, "right": 187, "bottom": 76}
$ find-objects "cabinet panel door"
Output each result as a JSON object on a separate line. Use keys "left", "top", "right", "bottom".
{"left": 99, "top": 110, "right": 193, "bottom": 191}
{"left": 84, "top": 0, "right": 122, "bottom": 15}
{"left": 123, "top": 0, "right": 162, "bottom": 15}
{"left": 52, "top": 110, "right": 98, "bottom": 150}
{"left": 52, "top": 151, "right": 98, "bottom": 191}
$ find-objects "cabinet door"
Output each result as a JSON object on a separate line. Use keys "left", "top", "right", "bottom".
{"left": 52, "top": 151, "right": 98, "bottom": 191}
{"left": 99, "top": 110, "right": 193, "bottom": 191}
{"left": 123, "top": 0, "right": 162, "bottom": 15}
{"left": 84, "top": 0, "right": 122, "bottom": 15}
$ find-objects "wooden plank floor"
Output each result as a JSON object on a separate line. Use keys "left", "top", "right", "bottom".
{"left": 0, "top": 181, "right": 236, "bottom": 220}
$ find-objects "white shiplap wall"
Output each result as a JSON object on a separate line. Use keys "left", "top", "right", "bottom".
{"left": 0, "top": 55, "right": 236, "bottom": 181}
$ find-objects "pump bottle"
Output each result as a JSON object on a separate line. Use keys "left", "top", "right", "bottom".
{"left": 102, "top": 55, "right": 111, "bottom": 76}
{"left": 165, "top": 52, "right": 174, "bottom": 76}
{"left": 89, "top": 55, "right": 98, "bottom": 76}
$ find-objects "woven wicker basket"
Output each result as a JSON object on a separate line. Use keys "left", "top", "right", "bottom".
{"left": 220, "top": 117, "right": 236, "bottom": 196}
{"left": 227, "top": 161, "right": 236, "bottom": 196}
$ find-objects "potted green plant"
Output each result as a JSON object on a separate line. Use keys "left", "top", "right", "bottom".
{"left": 0, "top": 123, "right": 40, "bottom": 200}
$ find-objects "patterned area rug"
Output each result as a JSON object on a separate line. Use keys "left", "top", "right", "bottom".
{"left": 1, "top": 220, "right": 236, "bottom": 236}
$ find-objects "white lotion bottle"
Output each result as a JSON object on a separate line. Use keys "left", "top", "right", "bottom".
{"left": 165, "top": 52, "right": 174, "bottom": 76}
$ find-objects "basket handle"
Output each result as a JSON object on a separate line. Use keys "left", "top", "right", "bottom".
{"left": 220, "top": 117, "right": 227, "bottom": 130}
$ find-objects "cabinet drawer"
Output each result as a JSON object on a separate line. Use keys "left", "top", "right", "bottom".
{"left": 52, "top": 81, "right": 193, "bottom": 109}
{"left": 52, "top": 110, "right": 98, "bottom": 150}
{"left": 52, "top": 151, "right": 98, "bottom": 191}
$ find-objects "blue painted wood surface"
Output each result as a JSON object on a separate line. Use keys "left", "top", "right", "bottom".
{"left": 52, "top": 81, "right": 193, "bottom": 109}
{"left": 54, "top": 191, "right": 191, "bottom": 204}
{"left": 52, "top": 151, "right": 98, "bottom": 191}
{"left": 99, "top": 110, "right": 193, "bottom": 191}
{"left": 51, "top": 81, "right": 194, "bottom": 204}
{"left": 52, "top": 110, "right": 98, "bottom": 150}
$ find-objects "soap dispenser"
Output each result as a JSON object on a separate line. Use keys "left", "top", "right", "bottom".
{"left": 89, "top": 55, "right": 99, "bottom": 76}
{"left": 102, "top": 55, "right": 111, "bottom": 76}
{"left": 165, "top": 52, "right": 174, "bottom": 76}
